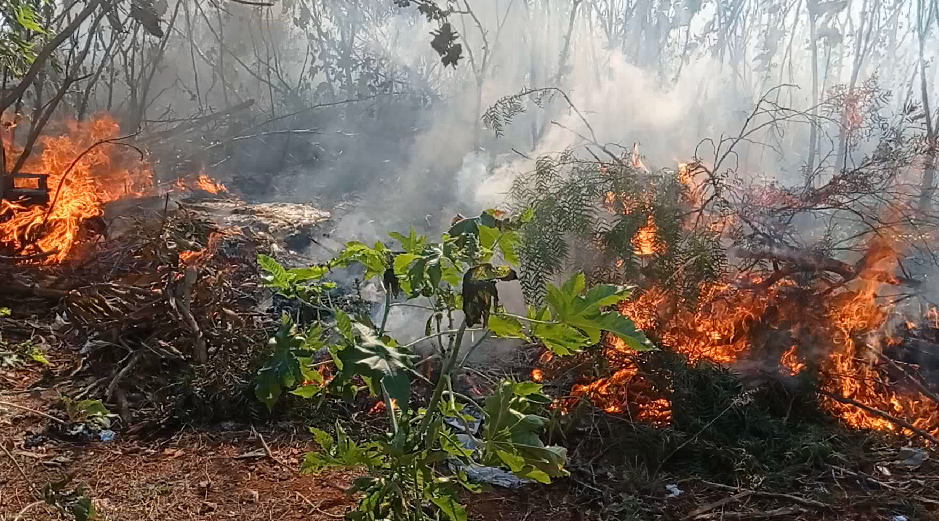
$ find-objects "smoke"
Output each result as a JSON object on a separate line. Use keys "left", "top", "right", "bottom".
{"left": 57, "top": 0, "right": 939, "bottom": 344}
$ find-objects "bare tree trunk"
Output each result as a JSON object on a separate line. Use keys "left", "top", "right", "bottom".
{"left": 917, "top": 0, "right": 937, "bottom": 214}
{"left": 805, "top": 0, "right": 820, "bottom": 185}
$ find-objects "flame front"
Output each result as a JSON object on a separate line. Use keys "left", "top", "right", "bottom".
{"left": 560, "top": 172, "right": 939, "bottom": 436}
{"left": 196, "top": 173, "right": 227, "bottom": 194}
{"left": 0, "top": 116, "right": 152, "bottom": 263}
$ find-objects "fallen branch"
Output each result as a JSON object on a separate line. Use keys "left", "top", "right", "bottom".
{"left": 145, "top": 99, "right": 255, "bottom": 140}
{"left": 693, "top": 506, "right": 805, "bottom": 520}
{"left": 1, "top": 442, "right": 37, "bottom": 495}
{"left": 0, "top": 400, "right": 68, "bottom": 425}
{"left": 106, "top": 351, "right": 144, "bottom": 402}
{"left": 684, "top": 491, "right": 752, "bottom": 519}
{"left": 818, "top": 390, "right": 939, "bottom": 444}
{"left": 5, "top": 280, "right": 71, "bottom": 299}
{"left": 734, "top": 246, "right": 922, "bottom": 288}
{"left": 875, "top": 351, "right": 939, "bottom": 404}
{"left": 829, "top": 465, "right": 902, "bottom": 491}
{"left": 0, "top": 250, "right": 60, "bottom": 263}
{"left": 13, "top": 500, "right": 47, "bottom": 521}
{"left": 250, "top": 424, "right": 290, "bottom": 470}
{"left": 295, "top": 491, "right": 344, "bottom": 519}
{"left": 698, "top": 480, "right": 832, "bottom": 510}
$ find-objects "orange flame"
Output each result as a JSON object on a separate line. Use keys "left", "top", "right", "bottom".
{"left": 196, "top": 174, "right": 227, "bottom": 194}
{"left": 0, "top": 116, "right": 152, "bottom": 263}
{"left": 633, "top": 216, "right": 658, "bottom": 256}
{"left": 780, "top": 345, "right": 805, "bottom": 376}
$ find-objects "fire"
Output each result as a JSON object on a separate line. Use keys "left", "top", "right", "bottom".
{"left": 0, "top": 116, "right": 152, "bottom": 263}
{"left": 196, "top": 174, "right": 227, "bottom": 194}
{"left": 631, "top": 143, "right": 650, "bottom": 173}
{"left": 780, "top": 345, "right": 805, "bottom": 376}
{"left": 531, "top": 368, "right": 544, "bottom": 382}
{"left": 562, "top": 238, "right": 939, "bottom": 437}
{"left": 633, "top": 216, "right": 658, "bottom": 256}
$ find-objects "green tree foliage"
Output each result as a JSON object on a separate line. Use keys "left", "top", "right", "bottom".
{"left": 0, "top": 0, "right": 50, "bottom": 74}
{"left": 508, "top": 153, "right": 727, "bottom": 307}
{"left": 253, "top": 208, "right": 652, "bottom": 521}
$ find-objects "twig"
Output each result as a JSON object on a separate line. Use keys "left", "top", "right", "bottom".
{"left": 13, "top": 500, "right": 46, "bottom": 521}
{"left": 829, "top": 464, "right": 902, "bottom": 491}
{"left": 2, "top": 443, "right": 37, "bottom": 496}
{"left": 230, "top": 0, "right": 274, "bottom": 5}
{"left": 42, "top": 133, "right": 144, "bottom": 226}
{"left": 0, "top": 399, "right": 67, "bottom": 424}
{"left": 693, "top": 506, "right": 805, "bottom": 520}
{"left": 250, "top": 424, "right": 290, "bottom": 470}
{"left": 295, "top": 491, "right": 344, "bottom": 518}
{"left": 0, "top": 250, "right": 60, "bottom": 262}
{"left": 684, "top": 491, "right": 752, "bottom": 519}
{"left": 875, "top": 351, "right": 939, "bottom": 404}
{"left": 106, "top": 350, "right": 143, "bottom": 402}
{"left": 698, "top": 480, "right": 832, "bottom": 509}
{"left": 818, "top": 389, "right": 939, "bottom": 444}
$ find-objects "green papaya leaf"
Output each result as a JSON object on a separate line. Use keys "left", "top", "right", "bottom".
{"left": 290, "top": 385, "right": 322, "bottom": 398}
{"left": 393, "top": 253, "right": 420, "bottom": 275}
{"left": 334, "top": 309, "right": 353, "bottom": 340}
{"left": 530, "top": 321, "right": 590, "bottom": 355}
{"left": 336, "top": 324, "right": 412, "bottom": 412}
{"left": 254, "top": 318, "right": 304, "bottom": 410}
{"left": 488, "top": 314, "right": 525, "bottom": 338}
{"left": 544, "top": 272, "right": 652, "bottom": 351}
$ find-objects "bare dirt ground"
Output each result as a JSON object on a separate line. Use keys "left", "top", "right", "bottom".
{"left": 0, "top": 358, "right": 573, "bottom": 521}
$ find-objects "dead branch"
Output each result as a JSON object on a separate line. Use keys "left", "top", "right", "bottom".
{"left": 0, "top": 250, "right": 61, "bottom": 263}
{"left": 230, "top": 0, "right": 275, "bottom": 6}
{"left": 698, "top": 480, "right": 832, "bottom": 510}
{"left": 42, "top": 135, "right": 145, "bottom": 226}
{"left": 692, "top": 506, "right": 806, "bottom": 520}
{"left": 106, "top": 351, "right": 144, "bottom": 402}
{"left": 684, "top": 491, "right": 752, "bottom": 520}
{"left": 175, "top": 266, "right": 207, "bottom": 364}
{"left": 0, "top": 400, "right": 67, "bottom": 425}
{"left": 875, "top": 351, "right": 939, "bottom": 404}
{"left": 818, "top": 390, "right": 939, "bottom": 444}
{"left": 733, "top": 246, "right": 922, "bottom": 288}
{"left": 145, "top": 99, "right": 255, "bottom": 140}
{"left": 249, "top": 424, "right": 291, "bottom": 470}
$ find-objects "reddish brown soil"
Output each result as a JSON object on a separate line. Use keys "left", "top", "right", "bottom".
{"left": 1, "top": 360, "right": 573, "bottom": 521}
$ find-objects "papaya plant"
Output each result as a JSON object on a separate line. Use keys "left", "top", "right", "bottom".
{"left": 254, "top": 209, "right": 652, "bottom": 520}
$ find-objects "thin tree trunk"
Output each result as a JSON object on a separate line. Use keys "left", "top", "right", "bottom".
{"left": 806, "top": 2, "right": 820, "bottom": 185}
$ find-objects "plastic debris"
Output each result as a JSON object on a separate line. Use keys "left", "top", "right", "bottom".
{"left": 892, "top": 515, "right": 907, "bottom": 521}
{"left": 897, "top": 447, "right": 928, "bottom": 469}
{"left": 448, "top": 462, "right": 534, "bottom": 488}
{"left": 665, "top": 484, "right": 683, "bottom": 498}
{"left": 98, "top": 430, "right": 116, "bottom": 442}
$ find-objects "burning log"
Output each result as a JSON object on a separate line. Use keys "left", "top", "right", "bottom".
{"left": 732, "top": 245, "right": 922, "bottom": 288}
{"left": 817, "top": 389, "right": 939, "bottom": 444}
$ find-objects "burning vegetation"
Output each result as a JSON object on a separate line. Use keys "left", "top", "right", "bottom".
{"left": 510, "top": 105, "right": 939, "bottom": 445}
{"left": 0, "top": 116, "right": 153, "bottom": 262}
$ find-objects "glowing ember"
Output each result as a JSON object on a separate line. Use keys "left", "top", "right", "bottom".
{"left": 179, "top": 249, "right": 205, "bottom": 265}
{"left": 196, "top": 174, "right": 227, "bottom": 194}
{"left": 0, "top": 116, "right": 152, "bottom": 263}
{"left": 368, "top": 399, "right": 397, "bottom": 414}
{"left": 531, "top": 368, "right": 544, "bottom": 382}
